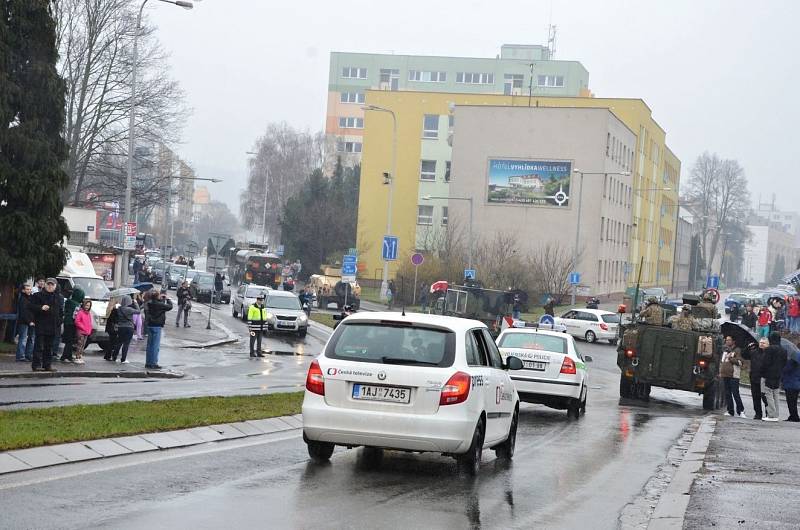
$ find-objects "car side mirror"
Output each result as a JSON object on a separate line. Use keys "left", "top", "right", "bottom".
{"left": 584, "top": 355, "right": 593, "bottom": 363}
{"left": 333, "top": 314, "right": 344, "bottom": 321}
{"left": 505, "top": 356, "right": 524, "bottom": 371}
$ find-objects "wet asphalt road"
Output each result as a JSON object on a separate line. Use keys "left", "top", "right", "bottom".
{"left": 0, "top": 337, "right": 712, "bottom": 529}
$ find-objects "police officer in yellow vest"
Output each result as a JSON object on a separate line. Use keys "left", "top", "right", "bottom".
{"left": 248, "top": 295, "right": 268, "bottom": 358}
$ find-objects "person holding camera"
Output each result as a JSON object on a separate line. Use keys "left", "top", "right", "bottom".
{"left": 145, "top": 289, "right": 172, "bottom": 370}
{"left": 175, "top": 280, "right": 192, "bottom": 328}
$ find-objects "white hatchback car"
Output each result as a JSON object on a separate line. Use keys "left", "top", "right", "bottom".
{"left": 496, "top": 328, "right": 592, "bottom": 419}
{"left": 302, "top": 312, "right": 524, "bottom": 475}
{"left": 554, "top": 308, "right": 621, "bottom": 344}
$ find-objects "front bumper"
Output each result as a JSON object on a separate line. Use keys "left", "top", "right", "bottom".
{"left": 302, "top": 393, "right": 474, "bottom": 453}
{"left": 267, "top": 320, "right": 308, "bottom": 333}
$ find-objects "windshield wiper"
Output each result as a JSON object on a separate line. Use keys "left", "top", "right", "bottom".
{"left": 381, "top": 356, "right": 439, "bottom": 366}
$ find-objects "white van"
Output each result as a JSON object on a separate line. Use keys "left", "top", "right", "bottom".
{"left": 56, "top": 251, "right": 111, "bottom": 348}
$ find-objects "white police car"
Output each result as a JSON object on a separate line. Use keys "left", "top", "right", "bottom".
{"left": 302, "top": 312, "right": 523, "bottom": 475}
{"left": 496, "top": 327, "right": 591, "bottom": 419}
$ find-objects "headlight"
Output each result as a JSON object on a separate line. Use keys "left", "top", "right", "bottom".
{"left": 299, "top": 314, "right": 308, "bottom": 322}
{"left": 265, "top": 312, "right": 274, "bottom": 320}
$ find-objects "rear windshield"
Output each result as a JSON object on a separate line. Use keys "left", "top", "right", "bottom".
{"left": 601, "top": 314, "right": 620, "bottom": 324}
{"left": 326, "top": 322, "right": 456, "bottom": 367}
{"left": 497, "top": 333, "right": 566, "bottom": 354}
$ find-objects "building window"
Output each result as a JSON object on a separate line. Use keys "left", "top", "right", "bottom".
{"left": 503, "top": 74, "right": 524, "bottom": 95}
{"left": 423, "top": 114, "right": 439, "bottom": 139}
{"left": 379, "top": 68, "right": 399, "bottom": 90}
{"left": 340, "top": 92, "right": 365, "bottom": 104}
{"left": 536, "top": 74, "right": 564, "bottom": 87}
{"left": 342, "top": 67, "right": 367, "bottom": 79}
{"left": 338, "top": 117, "right": 363, "bottom": 129}
{"left": 456, "top": 72, "right": 494, "bottom": 84}
{"left": 420, "top": 160, "right": 437, "bottom": 181}
{"left": 69, "top": 231, "right": 88, "bottom": 246}
{"left": 444, "top": 161, "right": 451, "bottom": 182}
{"left": 336, "top": 141, "right": 362, "bottom": 153}
{"left": 409, "top": 70, "right": 446, "bottom": 82}
{"left": 417, "top": 205, "right": 434, "bottom": 225}
{"left": 441, "top": 206, "right": 448, "bottom": 225}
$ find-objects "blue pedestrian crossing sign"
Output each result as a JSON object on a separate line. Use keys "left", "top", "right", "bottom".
{"left": 569, "top": 272, "right": 581, "bottom": 285}
{"left": 464, "top": 269, "right": 476, "bottom": 280}
{"left": 382, "top": 236, "right": 399, "bottom": 261}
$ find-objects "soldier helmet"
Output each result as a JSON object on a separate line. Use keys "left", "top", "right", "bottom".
{"left": 703, "top": 291, "right": 714, "bottom": 301}
{"left": 647, "top": 296, "right": 658, "bottom": 304}
{"left": 681, "top": 304, "right": 692, "bottom": 313}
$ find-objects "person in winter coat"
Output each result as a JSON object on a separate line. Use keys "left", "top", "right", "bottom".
{"left": 782, "top": 344, "right": 800, "bottom": 422}
{"left": 60, "top": 288, "right": 85, "bottom": 363}
{"left": 543, "top": 298, "right": 555, "bottom": 317}
{"left": 175, "top": 281, "right": 192, "bottom": 327}
{"left": 740, "top": 305, "right": 757, "bottom": 331}
{"left": 743, "top": 337, "right": 769, "bottom": 420}
{"left": 145, "top": 289, "right": 172, "bottom": 369}
{"left": 761, "top": 332, "right": 788, "bottom": 422}
{"left": 112, "top": 295, "right": 140, "bottom": 363}
{"left": 214, "top": 273, "right": 224, "bottom": 303}
{"left": 103, "top": 298, "right": 120, "bottom": 361}
{"left": 729, "top": 302, "right": 741, "bottom": 323}
{"left": 15, "top": 283, "right": 36, "bottom": 362}
{"left": 133, "top": 292, "right": 145, "bottom": 339}
{"left": 756, "top": 306, "right": 772, "bottom": 338}
{"left": 788, "top": 296, "right": 800, "bottom": 334}
{"left": 720, "top": 336, "right": 746, "bottom": 417}
{"left": 73, "top": 299, "right": 93, "bottom": 364}
{"left": 29, "top": 278, "right": 64, "bottom": 372}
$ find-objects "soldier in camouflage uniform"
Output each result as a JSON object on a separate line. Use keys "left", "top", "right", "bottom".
{"left": 695, "top": 290, "right": 721, "bottom": 319}
{"left": 669, "top": 305, "right": 697, "bottom": 331}
{"left": 639, "top": 297, "right": 664, "bottom": 326}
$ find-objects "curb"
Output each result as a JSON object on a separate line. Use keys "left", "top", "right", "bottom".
{"left": 0, "top": 369, "right": 184, "bottom": 380}
{"left": 0, "top": 413, "right": 303, "bottom": 476}
{"left": 648, "top": 416, "right": 716, "bottom": 529}
{"left": 307, "top": 320, "right": 333, "bottom": 342}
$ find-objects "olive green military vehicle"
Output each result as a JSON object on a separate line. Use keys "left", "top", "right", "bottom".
{"left": 617, "top": 293, "right": 724, "bottom": 410}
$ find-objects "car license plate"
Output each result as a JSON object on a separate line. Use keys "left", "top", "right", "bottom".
{"left": 523, "top": 360, "right": 547, "bottom": 371}
{"left": 352, "top": 384, "right": 410, "bottom": 404}
{"left": 277, "top": 321, "right": 294, "bottom": 328}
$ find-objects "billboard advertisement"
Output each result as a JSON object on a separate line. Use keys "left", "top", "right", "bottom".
{"left": 487, "top": 159, "right": 572, "bottom": 207}
{"left": 89, "top": 253, "right": 116, "bottom": 284}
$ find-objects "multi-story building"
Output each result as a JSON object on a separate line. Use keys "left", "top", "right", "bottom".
{"left": 446, "top": 106, "right": 635, "bottom": 295}
{"left": 672, "top": 208, "right": 693, "bottom": 293}
{"left": 742, "top": 223, "right": 798, "bottom": 287}
{"left": 325, "top": 44, "right": 590, "bottom": 172}
{"left": 356, "top": 91, "right": 680, "bottom": 289}
{"left": 756, "top": 198, "right": 800, "bottom": 247}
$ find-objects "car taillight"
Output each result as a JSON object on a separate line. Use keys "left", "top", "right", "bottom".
{"left": 305, "top": 360, "right": 325, "bottom": 395}
{"left": 697, "top": 358, "right": 708, "bottom": 369}
{"left": 625, "top": 348, "right": 636, "bottom": 358}
{"left": 600, "top": 323, "right": 609, "bottom": 331}
{"left": 560, "top": 357, "right": 577, "bottom": 375}
{"left": 440, "top": 371, "right": 471, "bottom": 405}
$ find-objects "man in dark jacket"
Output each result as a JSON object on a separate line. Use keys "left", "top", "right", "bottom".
{"left": 743, "top": 337, "right": 768, "bottom": 420}
{"left": 60, "top": 288, "right": 85, "bottom": 363}
{"left": 15, "top": 284, "right": 36, "bottom": 362}
{"left": 175, "top": 280, "right": 192, "bottom": 327}
{"left": 29, "top": 278, "right": 64, "bottom": 372}
{"left": 145, "top": 289, "right": 172, "bottom": 370}
{"left": 214, "top": 273, "right": 224, "bottom": 303}
{"left": 740, "top": 305, "right": 757, "bottom": 330}
{"left": 762, "top": 332, "right": 788, "bottom": 421}
{"left": 543, "top": 298, "right": 555, "bottom": 317}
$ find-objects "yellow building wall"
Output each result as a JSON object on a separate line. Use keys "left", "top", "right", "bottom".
{"left": 357, "top": 92, "right": 680, "bottom": 288}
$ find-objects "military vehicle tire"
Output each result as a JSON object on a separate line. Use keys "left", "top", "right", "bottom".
{"left": 702, "top": 381, "right": 717, "bottom": 410}
{"left": 619, "top": 374, "right": 633, "bottom": 398}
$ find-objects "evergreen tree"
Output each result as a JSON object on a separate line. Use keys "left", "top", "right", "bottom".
{"left": 0, "top": 0, "right": 69, "bottom": 285}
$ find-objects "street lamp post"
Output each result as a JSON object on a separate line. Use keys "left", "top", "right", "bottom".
{"left": 124, "top": 0, "right": 193, "bottom": 283}
{"left": 423, "top": 195, "right": 473, "bottom": 272}
{"left": 363, "top": 105, "right": 397, "bottom": 301}
{"left": 570, "top": 169, "right": 631, "bottom": 305}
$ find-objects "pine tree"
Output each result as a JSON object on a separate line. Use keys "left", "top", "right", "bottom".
{"left": 0, "top": 0, "right": 69, "bottom": 285}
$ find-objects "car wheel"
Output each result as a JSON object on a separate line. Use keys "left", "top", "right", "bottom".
{"left": 609, "top": 338, "right": 618, "bottom": 346}
{"left": 359, "top": 447, "right": 383, "bottom": 469}
{"left": 457, "top": 417, "right": 485, "bottom": 476}
{"left": 585, "top": 330, "right": 597, "bottom": 343}
{"left": 494, "top": 407, "right": 518, "bottom": 460}
{"left": 619, "top": 373, "right": 633, "bottom": 399}
{"left": 232, "top": 305, "right": 238, "bottom": 318}
{"left": 307, "top": 440, "right": 335, "bottom": 462}
{"left": 580, "top": 387, "right": 587, "bottom": 414}
{"left": 567, "top": 399, "right": 581, "bottom": 420}
{"left": 298, "top": 329, "right": 307, "bottom": 338}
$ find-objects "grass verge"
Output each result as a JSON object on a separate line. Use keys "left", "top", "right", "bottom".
{"left": 0, "top": 342, "right": 16, "bottom": 354}
{"left": 0, "top": 392, "right": 304, "bottom": 451}
{"left": 309, "top": 313, "right": 336, "bottom": 328}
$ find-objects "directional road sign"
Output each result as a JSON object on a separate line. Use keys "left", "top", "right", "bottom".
{"left": 382, "top": 236, "right": 399, "bottom": 261}
{"left": 464, "top": 269, "right": 476, "bottom": 280}
{"left": 706, "top": 275, "right": 720, "bottom": 289}
{"left": 569, "top": 272, "right": 581, "bottom": 285}
{"left": 277, "top": 244, "right": 285, "bottom": 257}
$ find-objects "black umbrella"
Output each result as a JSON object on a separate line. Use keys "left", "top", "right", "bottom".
{"left": 720, "top": 321, "right": 759, "bottom": 352}
{"left": 781, "top": 338, "right": 799, "bottom": 360}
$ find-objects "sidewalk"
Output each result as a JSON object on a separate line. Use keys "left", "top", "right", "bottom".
{"left": 0, "top": 413, "right": 303, "bottom": 475}
{"left": 683, "top": 416, "right": 800, "bottom": 528}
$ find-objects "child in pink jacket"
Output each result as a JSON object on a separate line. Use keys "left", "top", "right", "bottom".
{"left": 73, "top": 299, "right": 94, "bottom": 365}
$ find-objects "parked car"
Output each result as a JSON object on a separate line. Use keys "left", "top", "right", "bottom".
{"left": 301, "top": 312, "right": 523, "bottom": 474}
{"left": 723, "top": 292, "right": 756, "bottom": 313}
{"left": 162, "top": 263, "right": 189, "bottom": 290}
{"left": 185, "top": 269, "right": 200, "bottom": 286}
{"left": 189, "top": 272, "right": 215, "bottom": 302}
{"left": 554, "top": 308, "right": 620, "bottom": 344}
{"left": 231, "top": 284, "right": 269, "bottom": 320}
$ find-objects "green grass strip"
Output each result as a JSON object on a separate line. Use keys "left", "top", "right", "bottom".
{"left": 0, "top": 392, "right": 304, "bottom": 451}
{"left": 309, "top": 313, "right": 336, "bottom": 328}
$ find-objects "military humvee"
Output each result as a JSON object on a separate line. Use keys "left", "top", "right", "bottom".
{"left": 616, "top": 293, "right": 724, "bottom": 410}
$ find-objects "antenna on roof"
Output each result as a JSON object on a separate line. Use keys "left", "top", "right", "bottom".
{"left": 401, "top": 306, "right": 406, "bottom": 317}
{"left": 547, "top": 24, "right": 557, "bottom": 60}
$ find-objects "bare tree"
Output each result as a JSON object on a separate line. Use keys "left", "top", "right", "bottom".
{"left": 526, "top": 242, "right": 579, "bottom": 303}
{"left": 55, "top": 0, "right": 188, "bottom": 209}
{"left": 241, "top": 123, "right": 324, "bottom": 244}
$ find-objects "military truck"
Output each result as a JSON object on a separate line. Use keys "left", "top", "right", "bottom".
{"left": 307, "top": 266, "right": 361, "bottom": 310}
{"left": 432, "top": 282, "right": 528, "bottom": 337}
{"left": 617, "top": 293, "right": 724, "bottom": 410}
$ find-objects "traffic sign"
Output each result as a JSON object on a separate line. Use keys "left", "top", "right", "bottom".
{"left": 411, "top": 253, "right": 424, "bottom": 266}
{"left": 343, "top": 254, "right": 357, "bottom": 265}
{"left": 464, "top": 269, "right": 476, "bottom": 280}
{"left": 342, "top": 262, "right": 357, "bottom": 276}
{"left": 277, "top": 244, "right": 285, "bottom": 257}
{"left": 569, "top": 272, "right": 581, "bottom": 285}
{"left": 123, "top": 222, "right": 137, "bottom": 250}
{"left": 347, "top": 248, "right": 358, "bottom": 257}
{"left": 707, "top": 275, "right": 720, "bottom": 289}
{"left": 382, "top": 236, "right": 399, "bottom": 261}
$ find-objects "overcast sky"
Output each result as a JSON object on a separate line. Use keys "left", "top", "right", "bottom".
{"left": 152, "top": 0, "right": 799, "bottom": 215}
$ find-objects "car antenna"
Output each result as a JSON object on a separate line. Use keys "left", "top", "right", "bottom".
{"left": 401, "top": 306, "right": 406, "bottom": 316}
